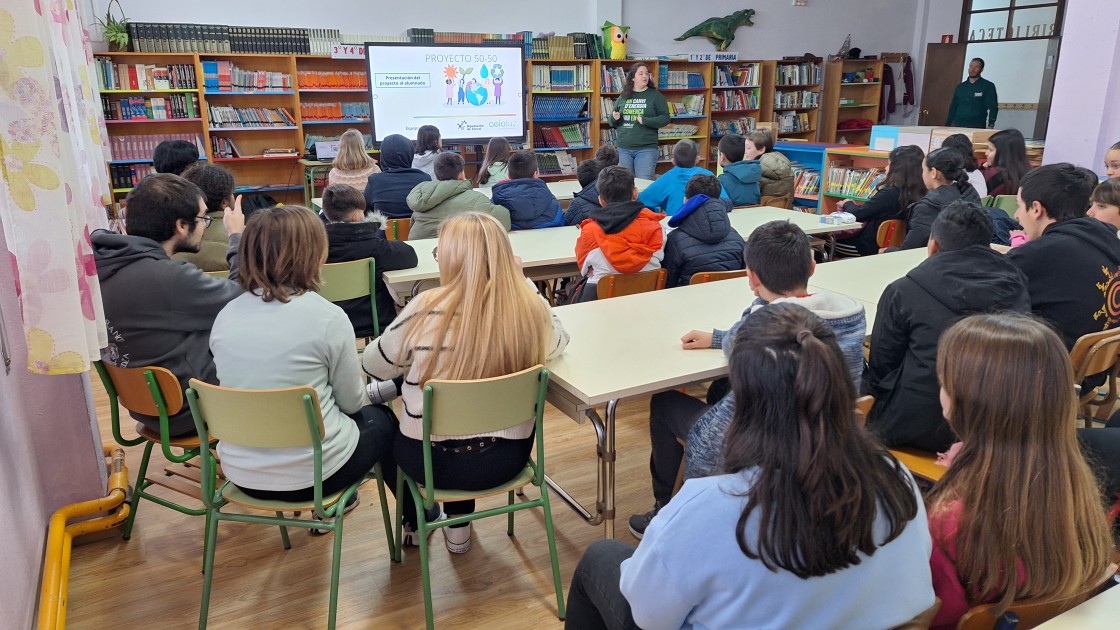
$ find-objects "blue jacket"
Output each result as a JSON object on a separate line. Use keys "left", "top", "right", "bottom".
{"left": 638, "top": 165, "right": 727, "bottom": 217}
{"left": 564, "top": 181, "right": 601, "bottom": 226}
{"left": 719, "top": 160, "right": 762, "bottom": 206}
{"left": 687, "top": 292, "right": 867, "bottom": 479}
{"left": 664, "top": 195, "right": 744, "bottom": 287}
{"left": 364, "top": 134, "right": 430, "bottom": 219}
{"left": 491, "top": 178, "right": 564, "bottom": 229}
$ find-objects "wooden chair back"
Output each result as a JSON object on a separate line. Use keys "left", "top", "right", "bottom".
{"left": 98, "top": 362, "right": 184, "bottom": 417}
{"left": 889, "top": 447, "right": 945, "bottom": 483}
{"left": 956, "top": 565, "right": 1117, "bottom": 630}
{"left": 187, "top": 379, "right": 326, "bottom": 448}
{"left": 1070, "top": 328, "right": 1120, "bottom": 426}
{"left": 761, "top": 194, "right": 793, "bottom": 209}
{"left": 855, "top": 395, "right": 875, "bottom": 424}
{"left": 386, "top": 218, "right": 411, "bottom": 241}
{"left": 597, "top": 268, "right": 667, "bottom": 299}
{"left": 877, "top": 219, "right": 906, "bottom": 248}
{"left": 689, "top": 269, "right": 748, "bottom": 285}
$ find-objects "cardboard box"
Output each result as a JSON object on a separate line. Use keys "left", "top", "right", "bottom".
{"left": 929, "top": 127, "right": 996, "bottom": 152}
{"left": 868, "top": 125, "right": 939, "bottom": 152}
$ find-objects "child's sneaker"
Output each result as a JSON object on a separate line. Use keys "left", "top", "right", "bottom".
{"left": 444, "top": 523, "right": 472, "bottom": 554}
{"left": 401, "top": 509, "right": 446, "bottom": 546}
{"left": 309, "top": 491, "right": 360, "bottom": 535}
{"left": 627, "top": 502, "right": 662, "bottom": 540}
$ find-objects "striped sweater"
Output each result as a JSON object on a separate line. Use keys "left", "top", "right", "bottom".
{"left": 361, "top": 283, "right": 569, "bottom": 440}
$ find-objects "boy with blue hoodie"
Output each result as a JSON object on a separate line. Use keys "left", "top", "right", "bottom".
{"left": 717, "top": 134, "right": 762, "bottom": 206}
{"left": 491, "top": 152, "right": 564, "bottom": 229}
{"left": 564, "top": 158, "right": 605, "bottom": 226}
{"left": 663, "top": 174, "right": 744, "bottom": 287}
{"left": 638, "top": 139, "right": 727, "bottom": 217}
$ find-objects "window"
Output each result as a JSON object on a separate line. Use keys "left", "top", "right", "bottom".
{"left": 961, "top": 0, "right": 1064, "bottom": 42}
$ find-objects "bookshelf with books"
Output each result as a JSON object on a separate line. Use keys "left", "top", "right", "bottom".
{"left": 820, "top": 58, "right": 885, "bottom": 145}
{"left": 295, "top": 57, "right": 371, "bottom": 136}
{"left": 820, "top": 146, "right": 890, "bottom": 214}
{"left": 772, "top": 59, "right": 823, "bottom": 139}
{"left": 654, "top": 61, "right": 710, "bottom": 174}
{"left": 711, "top": 61, "right": 774, "bottom": 146}
{"left": 527, "top": 59, "right": 597, "bottom": 172}
{"left": 774, "top": 141, "right": 846, "bottom": 213}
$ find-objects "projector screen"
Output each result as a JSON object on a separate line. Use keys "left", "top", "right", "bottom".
{"left": 365, "top": 42, "right": 526, "bottom": 144}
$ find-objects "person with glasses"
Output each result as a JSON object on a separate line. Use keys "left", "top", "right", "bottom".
{"left": 92, "top": 173, "right": 245, "bottom": 437}
{"left": 177, "top": 163, "right": 240, "bottom": 272}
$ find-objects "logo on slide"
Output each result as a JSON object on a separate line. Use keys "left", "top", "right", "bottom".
{"left": 458, "top": 120, "right": 485, "bottom": 132}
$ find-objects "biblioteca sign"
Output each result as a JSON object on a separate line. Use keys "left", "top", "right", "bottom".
{"left": 969, "top": 20, "right": 1056, "bottom": 42}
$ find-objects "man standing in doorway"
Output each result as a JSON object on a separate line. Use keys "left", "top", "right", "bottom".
{"left": 946, "top": 57, "right": 998, "bottom": 129}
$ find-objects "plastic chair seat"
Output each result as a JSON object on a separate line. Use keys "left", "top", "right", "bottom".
{"left": 415, "top": 466, "right": 534, "bottom": 503}
{"left": 889, "top": 447, "right": 946, "bottom": 483}
{"left": 220, "top": 482, "right": 347, "bottom": 512}
{"left": 135, "top": 422, "right": 215, "bottom": 448}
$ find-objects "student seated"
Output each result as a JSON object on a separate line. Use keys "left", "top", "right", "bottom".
{"left": 490, "top": 152, "right": 564, "bottom": 229}
{"left": 1008, "top": 163, "right": 1120, "bottom": 349}
{"left": 867, "top": 202, "right": 1029, "bottom": 453}
{"left": 629, "top": 221, "right": 865, "bottom": 537}
{"left": 321, "top": 185, "right": 418, "bottom": 336}
{"left": 927, "top": 312, "right": 1113, "bottom": 628}
{"left": 327, "top": 128, "right": 380, "bottom": 192}
{"left": 981, "top": 128, "right": 1032, "bottom": 197}
{"left": 835, "top": 145, "right": 928, "bottom": 256}
{"left": 595, "top": 143, "right": 619, "bottom": 167}
{"left": 152, "top": 139, "right": 199, "bottom": 175}
{"left": 891, "top": 147, "right": 981, "bottom": 251}
{"left": 716, "top": 134, "right": 762, "bottom": 206}
{"left": 210, "top": 206, "right": 396, "bottom": 529}
{"left": 663, "top": 174, "right": 744, "bottom": 287}
{"left": 568, "top": 303, "right": 935, "bottom": 630}
{"left": 638, "top": 139, "right": 724, "bottom": 216}
{"left": 573, "top": 166, "right": 666, "bottom": 302}
{"left": 563, "top": 158, "right": 605, "bottom": 226}
{"left": 175, "top": 163, "right": 237, "bottom": 272}
{"left": 746, "top": 129, "right": 793, "bottom": 198}
{"left": 362, "top": 212, "right": 569, "bottom": 553}
{"left": 940, "top": 133, "right": 986, "bottom": 199}
{"left": 412, "top": 124, "right": 442, "bottom": 178}
{"left": 406, "top": 152, "right": 510, "bottom": 240}
{"left": 1086, "top": 179, "right": 1120, "bottom": 233}
{"left": 363, "top": 133, "right": 431, "bottom": 219}
{"left": 92, "top": 174, "right": 244, "bottom": 436}
{"left": 476, "top": 136, "right": 510, "bottom": 188}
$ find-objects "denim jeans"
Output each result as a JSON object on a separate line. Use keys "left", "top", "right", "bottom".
{"left": 648, "top": 390, "right": 710, "bottom": 505}
{"left": 617, "top": 147, "right": 658, "bottom": 180}
{"left": 565, "top": 539, "right": 640, "bottom": 630}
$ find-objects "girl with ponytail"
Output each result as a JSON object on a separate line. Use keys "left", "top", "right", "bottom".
{"left": 890, "top": 146, "right": 984, "bottom": 251}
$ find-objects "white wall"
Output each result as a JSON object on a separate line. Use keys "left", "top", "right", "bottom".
{"left": 901, "top": 0, "right": 965, "bottom": 125}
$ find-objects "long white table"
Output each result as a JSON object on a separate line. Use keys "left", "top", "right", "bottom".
{"left": 1036, "top": 583, "right": 1120, "bottom": 629}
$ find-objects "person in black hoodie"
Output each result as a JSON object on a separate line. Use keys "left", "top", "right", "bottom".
{"left": 834, "top": 145, "right": 927, "bottom": 256}
{"left": 363, "top": 133, "right": 431, "bottom": 218}
{"left": 868, "top": 201, "right": 1030, "bottom": 452}
{"left": 322, "top": 185, "right": 419, "bottom": 336}
{"left": 564, "top": 158, "right": 605, "bottom": 226}
{"left": 890, "top": 147, "right": 981, "bottom": 251}
{"left": 663, "top": 174, "right": 744, "bottom": 287}
{"left": 1008, "top": 163, "right": 1120, "bottom": 350}
{"left": 92, "top": 174, "right": 245, "bottom": 436}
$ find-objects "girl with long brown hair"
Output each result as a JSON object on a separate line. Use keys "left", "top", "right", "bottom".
{"left": 927, "top": 312, "right": 1113, "bottom": 628}
{"left": 476, "top": 136, "right": 511, "bottom": 187}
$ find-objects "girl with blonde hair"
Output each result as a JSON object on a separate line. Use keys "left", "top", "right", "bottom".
{"left": 363, "top": 212, "right": 569, "bottom": 552}
{"left": 327, "top": 128, "right": 380, "bottom": 191}
{"left": 927, "top": 312, "right": 1113, "bottom": 628}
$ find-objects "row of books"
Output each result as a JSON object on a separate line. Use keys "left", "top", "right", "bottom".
{"left": 714, "top": 64, "right": 761, "bottom": 88}
{"left": 94, "top": 59, "right": 197, "bottom": 92}
{"left": 530, "top": 33, "right": 606, "bottom": 60}
{"left": 126, "top": 23, "right": 313, "bottom": 55}
{"left": 211, "top": 136, "right": 242, "bottom": 158}
{"left": 297, "top": 71, "right": 368, "bottom": 90}
{"left": 657, "top": 68, "right": 706, "bottom": 90}
{"left": 775, "top": 90, "right": 821, "bottom": 109}
{"left": 776, "top": 112, "right": 813, "bottom": 133}
{"left": 532, "top": 96, "right": 588, "bottom": 119}
{"left": 825, "top": 164, "right": 884, "bottom": 198}
{"left": 206, "top": 105, "right": 297, "bottom": 128}
{"left": 109, "top": 133, "right": 206, "bottom": 161}
{"left": 600, "top": 67, "right": 629, "bottom": 94}
{"left": 712, "top": 90, "right": 760, "bottom": 112}
{"left": 668, "top": 95, "right": 706, "bottom": 116}
{"left": 711, "top": 117, "right": 757, "bottom": 138}
{"left": 776, "top": 62, "right": 822, "bottom": 86}
{"left": 535, "top": 151, "right": 577, "bottom": 176}
{"left": 792, "top": 163, "right": 822, "bottom": 197}
{"left": 657, "top": 124, "right": 700, "bottom": 139}
{"left": 531, "top": 65, "right": 592, "bottom": 92}
{"left": 201, "top": 61, "right": 291, "bottom": 92}
{"left": 299, "top": 102, "right": 370, "bottom": 120}
{"left": 534, "top": 123, "right": 590, "bottom": 148}
{"left": 109, "top": 163, "right": 155, "bottom": 190}
{"left": 103, "top": 94, "right": 200, "bottom": 121}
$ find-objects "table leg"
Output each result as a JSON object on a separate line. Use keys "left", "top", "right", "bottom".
{"left": 544, "top": 399, "right": 618, "bottom": 537}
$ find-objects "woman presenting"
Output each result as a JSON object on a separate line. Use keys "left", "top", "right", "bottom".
{"left": 609, "top": 62, "right": 670, "bottom": 180}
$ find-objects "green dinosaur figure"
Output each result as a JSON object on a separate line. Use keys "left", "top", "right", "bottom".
{"left": 675, "top": 9, "right": 756, "bottom": 51}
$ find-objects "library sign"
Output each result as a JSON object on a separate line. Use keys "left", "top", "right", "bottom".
{"left": 686, "top": 52, "right": 739, "bottom": 62}
{"left": 331, "top": 43, "right": 366, "bottom": 59}
{"left": 968, "top": 20, "right": 1056, "bottom": 42}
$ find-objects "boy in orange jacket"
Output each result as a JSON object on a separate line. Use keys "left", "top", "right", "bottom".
{"left": 574, "top": 166, "right": 666, "bottom": 302}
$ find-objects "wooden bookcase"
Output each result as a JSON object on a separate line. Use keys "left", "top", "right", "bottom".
{"left": 710, "top": 60, "right": 775, "bottom": 161}
{"left": 820, "top": 58, "right": 885, "bottom": 145}
{"left": 819, "top": 146, "right": 890, "bottom": 214}
{"left": 772, "top": 59, "right": 823, "bottom": 140}
{"left": 654, "top": 60, "right": 711, "bottom": 174}
{"left": 775, "top": 141, "right": 845, "bottom": 213}
{"left": 526, "top": 59, "right": 597, "bottom": 179}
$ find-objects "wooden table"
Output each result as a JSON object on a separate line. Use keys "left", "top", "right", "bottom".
{"left": 473, "top": 177, "right": 655, "bottom": 202}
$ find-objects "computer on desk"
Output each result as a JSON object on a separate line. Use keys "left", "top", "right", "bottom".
{"left": 313, "top": 141, "right": 340, "bottom": 162}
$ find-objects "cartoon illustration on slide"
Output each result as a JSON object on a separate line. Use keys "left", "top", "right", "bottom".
{"left": 457, "top": 77, "right": 465, "bottom": 104}
{"left": 441, "top": 63, "right": 501, "bottom": 108}
{"left": 445, "top": 77, "right": 453, "bottom": 105}
{"left": 491, "top": 64, "right": 505, "bottom": 105}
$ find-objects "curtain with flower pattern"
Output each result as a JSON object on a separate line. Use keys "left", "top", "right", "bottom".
{"left": 0, "top": 1, "right": 109, "bottom": 374}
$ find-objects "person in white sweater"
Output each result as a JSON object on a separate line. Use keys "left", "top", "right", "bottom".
{"left": 210, "top": 205, "right": 395, "bottom": 531}
{"left": 362, "top": 212, "right": 569, "bottom": 553}
{"left": 564, "top": 303, "right": 936, "bottom": 630}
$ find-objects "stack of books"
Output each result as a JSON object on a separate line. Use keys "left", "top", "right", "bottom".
{"left": 657, "top": 123, "right": 700, "bottom": 139}
{"left": 531, "top": 65, "right": 592, "bottom": 91}
{"left": 202, "top": 61, "right": 291, "bottom": 92}
{"left": 777, "top": 112, "right": 812, "bottom": 133}
{"left": 791, "top": 162, "right": 821, "bottom": 198}
{"left": 533, "top": 123, "right": 590, "bottom": 148}
{"left": 531, "top": 96, "right": 588, "bottom": 119}
{"left": 600, "top": 66, "right": 629, "bottom": 93}
{"left": 657, "top": 67, "right": 706, "bottom": 90}
{"left": 714, "top": 63, "right": 761, "bottom": 87}
{"left": 667, "top": 95, "right": 705, "bottom": 116}
{"left": 109, "top": 163, "right": 155, "bottom": 189}
{"left": 774, "top": 90, "right": 820, "bottom": 109}
{"left": 712, "top": 90, "right": 759, "bottom": 112}
{"left": 297, "top": 71, "right": 367, "bottom": 90}
{"left": 825, "top": 164, "right": 884, "bottom": 198}
{"left": 94, "top": 59, "right": 197, "bottom": 91}
{"left": 102, "top": 94, "right": 200, "bottom": 120}
{"left": 536, "top": 151, "right": 577, "bottom": 176}
{"left": 299, "top": 102, "right": 369, "bottom": 120}
{"left": 206, "top": 105, "right": 297, "bottom": 128}
{"left": 711, "top": 117, "right": 756, "bottom": 138}
{"left": 775, "top": 62, "right": 822, "bottom": 86}
{"left": 108, "top": 132, "right": 206, "bottom": 160}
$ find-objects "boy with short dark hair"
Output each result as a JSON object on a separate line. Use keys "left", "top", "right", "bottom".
{"left": 574, "top": 166, "right": 666, "bottom": 302}
{"left": 662, "top": 174, "right": 744, "bottom": 287}
{"left": 405, "top": 152, "right": 510, "bottom": 239}
{"left": 565, "top": 158, "right": 606, "bottom": 226}
{"left": 638, "top": 139, "right": 726, "bottom": 216}
{"left": 322, "top": 184, "right": 418, "bottom": 335}
{"left": 490, "top": 152, "right": 564, "bottom": 229}
{"left": 595, "top": 144, "right": 620, "bottom": 167}
{"left": 717, "top": 134, "right": 762, "bottom": 206}
{"left": 152, "top": 140, "right": 200, "bottom": 175}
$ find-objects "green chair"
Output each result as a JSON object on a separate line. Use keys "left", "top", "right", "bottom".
{"left": 979, "top": 195, "right": 993, "bottom": 208}
{"left": 93, "top": 360, "right": 215, "bottom": 541}
{"left": 992, "top": 194, "right": 1018, "bottom": 218}
{"left": 204, "top": 269, "right": 229, "bottom": 280}
{"left": 186, "top": 379, "right": 396, "bottom": 630}
{"left": 317, "top": 257, "right": 380, "bottom": 338}
{"left": 395, "top": 365, "right": 565, "bottom": 629}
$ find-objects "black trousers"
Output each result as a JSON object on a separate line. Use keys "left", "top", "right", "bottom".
{"left": 647, "top": 390, "right": 710, "bottom": 505}
{"left": 565, "top": 539, "right": 640, "bottom": 630}
{"left": 1078, "top": 412, "right": 1120, "bottom": 501}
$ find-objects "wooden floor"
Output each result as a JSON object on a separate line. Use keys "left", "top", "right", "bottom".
{"left": 67, "top": 376, "right": 683, "bottom": 629}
